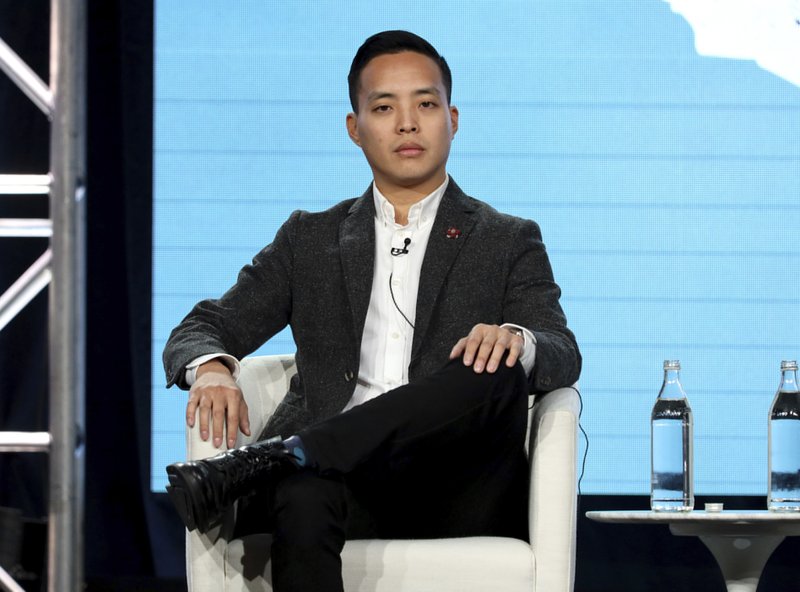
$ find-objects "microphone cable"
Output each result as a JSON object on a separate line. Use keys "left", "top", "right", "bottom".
{"left": 388, "top": 272, "right": 415, "bottom": 329}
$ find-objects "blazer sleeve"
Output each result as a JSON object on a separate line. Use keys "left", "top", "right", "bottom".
{"left": 503, "top": 218, "right": 581, "bottom": 393}
{"left": 162, "top": 210, "right": 301, "bottom": 389}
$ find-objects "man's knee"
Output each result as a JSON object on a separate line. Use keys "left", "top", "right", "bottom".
{"left": 443, "top": 354, "right": 528, "bottom": 397}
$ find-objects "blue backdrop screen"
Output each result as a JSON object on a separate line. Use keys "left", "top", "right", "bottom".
{"left": 151, "top": 1, "right": 800, "bottom": 494}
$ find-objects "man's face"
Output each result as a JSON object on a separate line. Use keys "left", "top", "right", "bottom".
{"left": 346, "top": 51, "right": 458, "bottom": 199}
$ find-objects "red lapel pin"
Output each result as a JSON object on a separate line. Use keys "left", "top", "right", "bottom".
{"left": 445, "top": 227, "right": 461, "bottom": 239}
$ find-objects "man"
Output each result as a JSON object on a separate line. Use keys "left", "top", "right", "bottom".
{"left": 164, "top": 30, "right": 580, "bottom": 591}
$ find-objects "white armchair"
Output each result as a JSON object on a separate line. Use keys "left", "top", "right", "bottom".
{"left": 185, "top": 354, "right": 580, "bottom": 592}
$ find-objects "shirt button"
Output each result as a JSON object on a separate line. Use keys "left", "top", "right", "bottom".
{"left": 391, "top": 332, "right": 400, "bottom": 339}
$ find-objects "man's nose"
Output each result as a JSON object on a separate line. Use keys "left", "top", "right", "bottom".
{"left": 396, "top": 107, "right": 418, "bottom": 133}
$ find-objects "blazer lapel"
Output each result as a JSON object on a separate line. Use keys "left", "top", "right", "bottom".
{"left": 339, "top": 186, "right": 376, "bottom": 344}
{"left": 412, "top": 180, "right": 477, "bottom": 359}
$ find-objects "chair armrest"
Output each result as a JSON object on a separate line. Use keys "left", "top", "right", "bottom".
{"left": 185, "top": 354, "right": 297, "bottom": 462}
{"left": 184, "top": 396, "right": 231, "bottom": 592}
{"left": 528, "top": 384, "right": 580, "bottom": 592}
{"left": 184, "top": 354, "right": 296, "bottom": 592}
{"left": 235, "top": 354, "right": 297, "bottom": 446}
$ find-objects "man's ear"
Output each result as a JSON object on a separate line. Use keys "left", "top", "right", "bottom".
{"left": 346, "top": 112, "right": 361, "bottom": 146}
{"left": 449, "top": 105, "right": 459, "bottom": 138}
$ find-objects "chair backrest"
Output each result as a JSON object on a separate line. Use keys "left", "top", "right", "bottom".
{"left": 236, "top": 354, "right": 298, "bottom": 446}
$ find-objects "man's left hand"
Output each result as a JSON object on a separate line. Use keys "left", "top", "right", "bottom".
{"left": 449, "top": 324, "right": 524, "bottom": 373}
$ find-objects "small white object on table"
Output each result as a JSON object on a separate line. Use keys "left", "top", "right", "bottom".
{"left": 586, "top": 510, "right": 800, "bottom": 592}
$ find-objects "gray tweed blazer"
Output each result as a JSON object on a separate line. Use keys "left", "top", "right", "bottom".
{"left": 163, "top": 178, "right": 581, "bottom": 437}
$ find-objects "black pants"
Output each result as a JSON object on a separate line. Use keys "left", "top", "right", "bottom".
{"left": 261, "top": 358, "right": 530, "bottom": 592}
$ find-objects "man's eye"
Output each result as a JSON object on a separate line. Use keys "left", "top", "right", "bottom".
{"left": 420, "top": 101, "right": 436, "bottom": 108}
{"left": 373, "top": 105, "right": 391, "bottom": 112}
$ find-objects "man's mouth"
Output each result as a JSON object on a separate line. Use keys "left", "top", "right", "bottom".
{"left": 395, "top": 143, "right": 424, "bottom": 157}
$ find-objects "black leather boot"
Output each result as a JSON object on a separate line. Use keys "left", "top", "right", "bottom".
{"left": 165, "top": 435, "right": 296, "bottom": 534}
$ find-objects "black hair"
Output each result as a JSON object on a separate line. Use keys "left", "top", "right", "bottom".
{"left": 348, "top": 30, "right": 452, "bottom": 112}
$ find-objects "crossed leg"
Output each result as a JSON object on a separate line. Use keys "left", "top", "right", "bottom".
{"left": 266, "top": 358, "right": 530, "bottom": 591}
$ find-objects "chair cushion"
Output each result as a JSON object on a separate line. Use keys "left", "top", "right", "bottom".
{"left": 224, "top": 535, "right": 536, "bottom": 592}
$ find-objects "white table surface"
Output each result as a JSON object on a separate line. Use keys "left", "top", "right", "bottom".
{"left": 587, "top": 509, "right": 800, "bottom": 521}
{"left": 586, "top": 510, "right": 800, "bottom": 592}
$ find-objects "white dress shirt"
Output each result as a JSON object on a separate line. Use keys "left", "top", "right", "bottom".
{"left": 187, "top": 177, "right": 536, "bottom": 409}
{"left": 342, "top": 179, "right": 448, "bottom": 410}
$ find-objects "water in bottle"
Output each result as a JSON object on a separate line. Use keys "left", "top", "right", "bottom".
{"left": 651, "top": 360, "right": 693, "bottom": 512}
{"left": 768, "top": 360, "right": 800, "bottom": 512}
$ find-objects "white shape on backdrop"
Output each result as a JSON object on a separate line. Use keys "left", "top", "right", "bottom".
{"left": 664, "top": 0, "right": 800, "bottom": 87}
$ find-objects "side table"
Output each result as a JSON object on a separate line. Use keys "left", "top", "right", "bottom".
{"left": 586, "top": 510, "right": 800, "bottom": 592}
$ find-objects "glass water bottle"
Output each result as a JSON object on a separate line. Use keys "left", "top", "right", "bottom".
{"left": 768, "top": 360, "right": 800, "bottom": 511}
{"left": 651, "top": 360, "right": 694, "bottom": 511}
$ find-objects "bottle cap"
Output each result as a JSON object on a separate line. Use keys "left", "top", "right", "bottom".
{"left": 663, "top": 360, "right": 681, "bottom": 370}
{"left": 780, "top": 360, "right": 798, "bottom": 371}
{"left": 704, "top": 502, "right": 723, "bottom": 513}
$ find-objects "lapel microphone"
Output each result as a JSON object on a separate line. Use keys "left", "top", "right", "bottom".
{"left": 391, "top": 237, "right": 411, "bottom": 256}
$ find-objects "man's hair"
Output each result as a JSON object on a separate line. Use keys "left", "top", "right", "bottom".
{"left": 348, "top": 30, "right": 452, "bottom": 113}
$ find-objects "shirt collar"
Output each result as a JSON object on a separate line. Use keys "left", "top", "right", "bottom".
{"left": 372, "top": 176, "right": 450, "bottom": 229}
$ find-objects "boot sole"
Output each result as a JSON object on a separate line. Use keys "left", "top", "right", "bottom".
{"left": 166, "top": 466, "right": 218, "bottom": 534}
{"left": 165, "top": 482, "right": 196, "bottom": 532}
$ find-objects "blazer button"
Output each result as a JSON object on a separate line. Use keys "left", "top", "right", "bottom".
{"left": 344, "top": 370, "right": 354, "bottom": 382}
{"left": 541, "top": 376, "right": 551, "bottom": 387}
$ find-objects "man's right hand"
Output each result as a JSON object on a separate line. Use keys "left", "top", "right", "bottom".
{"left": 186, "top": 359, "right": 251, "bottom": 449}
